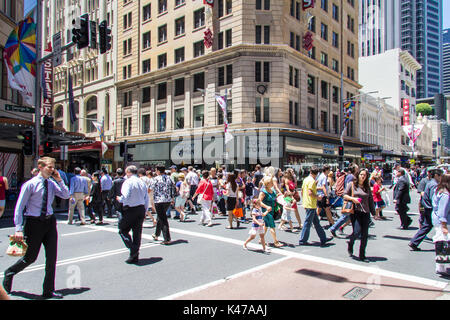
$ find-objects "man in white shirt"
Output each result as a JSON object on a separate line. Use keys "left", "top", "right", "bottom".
{"left": 185, "top": 166, "right": 200, "bottom": 215}
{"left": 316, "top": 165, "right": 335, "bottom": 228}
{"left": 117, "top": 166, "right": 149, "bottom": 264}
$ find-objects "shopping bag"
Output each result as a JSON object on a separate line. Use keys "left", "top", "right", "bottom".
{"left": 382, "top": 191, "right": 390, "bottom": 207}
{"left": 211, "top": 202, "right": 219, "bottom": 216}
{"left": 232, "top": 207, "right": 243, "bottom": 218}
{"left": 6, "top": 236, "right": 28, "bottom": 257}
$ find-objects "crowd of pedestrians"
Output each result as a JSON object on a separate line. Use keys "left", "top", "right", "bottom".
{"left": 1, "top": 157, "right": 449, "bottom": 299}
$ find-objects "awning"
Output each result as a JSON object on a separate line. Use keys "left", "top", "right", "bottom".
{"left": 53, "top": 141, "right": 113, "bottom": 153}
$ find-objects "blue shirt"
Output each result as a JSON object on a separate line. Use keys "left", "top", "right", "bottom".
{"left": 119, "top": 175, "right": 149, "bottom": 211}
{"left": 69, "top": 175, "right": 89, "bottom": 195}
{"left": 432, "top": 191, "right": 449, "bottom": 226}
{"left": 14, "top": 175, "right": 70, "bottom": 232}
{"left": 58, "top": 170, "right": 69, "bottom": 186}
{"left": 101, "top": 174, "right": 113, "bottom": 191}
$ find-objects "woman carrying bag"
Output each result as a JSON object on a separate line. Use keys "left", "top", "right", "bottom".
{"left": 432, "top": 174, "right": 450, "bottom": 276}
{"left": 259, "top": 176, "right": 283, "bottom": 248}
{"left": 193, "top": 170, "right": 215, "bottom": 227}
{"left": 343, "top": 168, "right": 376, "bottom": 262}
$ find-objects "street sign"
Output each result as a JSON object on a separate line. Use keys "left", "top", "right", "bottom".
{"left": 52, "top": 32, "right": 62, "bottom": 66}
{"left": 4, "top": 104, "right": 35, "bottom": 113}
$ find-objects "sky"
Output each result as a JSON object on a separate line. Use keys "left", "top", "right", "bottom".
{"left": 24, "top": 0, "right": 450, "bottom": 30}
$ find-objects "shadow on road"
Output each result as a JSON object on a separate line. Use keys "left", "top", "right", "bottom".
{"left": 136, "top": 257, "right": 163, "bottom": 267}
{"left": 10, "top": 287, "right": 90, "bottom": 300}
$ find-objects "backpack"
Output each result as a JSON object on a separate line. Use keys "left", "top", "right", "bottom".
{"left": 335, "top": 173, "right": 347, "bottom": 197}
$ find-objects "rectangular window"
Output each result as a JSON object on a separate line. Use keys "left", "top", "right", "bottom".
{"left": 158, "top": 53, "right": 167, "bottom": 68}
{"left": 123, "top": 12, "right": 132, "bottom": 29}
{"left": 321, "top": 0, "right": 328, "bottom": 12}
{"left": 307, "top": 75, "right": 315, "bottom": 94}
{"left": 332, "top": 4, "right": 339, "bottom": 21}
{"left": 123, "top": 38, "right": 132, "bottom": 56}
{"left": 226, "top": 0, "right": 232, "bottom": 14}
{"left": 264, "top": 26, "right": 270, "bottom": 44}
{"left": 218, "top": 0, "right": 224, "bottom": 17}
{"left": 194, "top": 41, "right": 205, "bottom": 57}
{"left": 174, "top": 109, "right": 185, "bottom": 129}
{"left": 289, "top": 101, "right": 293, "bottom": 124}
{"left": 175, "top": 0, "right": 185, "bottom": 6}
{"left": 321, "top": 111, "right": 328, "bottom": 131}
{"left": 142, "top": 114, "right": 150, "bottom": 134}
{"left": 294, "top": 102, "right": 299, "bottom": 125}
{"left": 332, "top": 86, "right": 339, "bottom": 103}
{"left": 225, "top": 64, "right": 233, "bottom": 85}
{"left": 193, "top": 105, "right": 204, "bottom": 128}
{"left": 175, "top": 78, "right": 185, "bottom": 96}
{"left": 332, "top": 32, "right": 339, "bottom": 48}
{"left": 142, "top": 87, "right": 151, "bottom": 103}
{"left": 218, "top": 100, "right": 232, "bottom": 125}
{"left": 263, "top": 98, "right": 270, "bottom": 122}
{"left": 123, "top": 91, "right": 132, "bottom": 107}
{"left": 194, "top": 8, "right": 205, "bottom": 29}
{"left": 321, "top": 81, "right": 328, "bottom": 99}
{"left": 123, "top": 117, "right": 132, "bottom": 136}
{"left": 255, "top": 61, "right": 261, "bottom": 82}
{"left": 142, "top": 59, "right": 151, "bottom": 73}
{"left": 193, "top": 72, "right": 205, "bottom": 92}
{"left": 218, "top": 32, "right": 224, "bottom": 50}
{"left": 158, "top": 111, "right": 166, "bottom": 132}
{"left": 175, "top": 47, "right": 185, "bottom": 63}
{"left": 308, "top": 107, "right": 315, "bottom": 129}
{"left": 143, "top": 4, "right": 151, "bottom": 21}
{"left": 332, "top": 59, "right": 339, "bottom": 72}
{"left": 158, "top": 0, "right": 167, "bottom": 14}
{"left": 263, "top": 62, "right": 270, "bottom": 82}
{"left": 321, "top": 23, "right": 328, "bottom": 41}
{"left": 294, "top": 68, "right": 299, "bottom": 88}
{"left": 158, "top": 82, "right": 167, "bottom": 100}
{"left": 218, "top": 66, "right": 225, "bottom": 87}
{"left": 289, "top": 66, "right": 293, "bottom": 86}
{"left": 158, "top": 24, "right": 167, "bottom": 43}
{"left": 143, "top": 31, "right": 151, "bottom": 49}
{"left": 255, "top": 98, "right": 261, "bottom": 123}
{"left": 320, "top": 52, "right": 328, "bottom": 66}
{"left": 255, "top": 25, "right": 262, "bottom": 44}
{"left": 225, "top": 29, "right": 232, "bottom": 47}
{"left": 175, "top": 17, "right": 185, "bottom": 36}
{"left": 333, "top": 114, "right": 339, "bottom": 134}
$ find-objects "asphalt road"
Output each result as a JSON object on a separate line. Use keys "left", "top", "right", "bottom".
{"left": 0, "top": 188, "right": 448, "bottom": 300}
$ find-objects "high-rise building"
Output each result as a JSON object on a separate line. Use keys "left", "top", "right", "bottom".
{"left": 114, "top": 0, "right": 369, "bottom": 170}
{"left": 443, "top": 28, "right": 450, "bottom": 95}
{"left": 399, "top": 0, "right": 443, "bottom": 99}
{"left": 359, "top": 0, "right": 444, "bottom": 99}
{"left": 359, "top": 0, "right": 401, "bottom": 57}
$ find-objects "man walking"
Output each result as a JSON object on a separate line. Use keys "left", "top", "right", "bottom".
{"left": 150, "top": 166, "right": 175, "bottom": 245}
{"left": 409, "top": 168, "right": 442, "bottom": 250}
{"left": 3, "top": 157, "right": 69, "bottom": 298}
{"left": 0, "top": 169, "right": 9, "bottom": 219}
{"left": 298, "top": 166, "right": 333, "bottom": 247}
{"left": 393, "top": 168, "right": 412, "bottom": 229}
{"left": 186, "top": 166, "right": 200, "bottom": 215}
{"left": 316, "top": 165, "right": 335, "bottom": 228}
{"left": 67, "top": 167, "right": 89, "bottom": 225}
{"left": 100, "top": 168, "right": 113, "bottom": 217}
{"left": 117, "top": 166, "right": 149, "bottom": 264}
{"left": 110, "top": 168, "right": 126, "bottom": 219}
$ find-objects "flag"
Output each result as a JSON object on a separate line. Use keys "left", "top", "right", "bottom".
{"left": 204, "top": 28, "right": 213, "bottom": 48}
{"left": 92, "top": 121, "right": 104, "bottom": 140}
{"left": 41, "top": 63, "right": 48, "bottom": 100}
{"left": 101, "top": 142, "right": 108, "bottom": 156}
{"left": 402, "top": 124, "right": 424, "bottom": 148}
{"left": 68, "top": 72, "right": 77, "bottom": 125}
{"left": 203, "top": 0, "right": 214, "bottom": 7}
{"left": 216, "top": 94, "right": 233, "bottom": 144}
{"left": 340, "top": 101, "right": 356, "bottom": 144}
{"left": 3, "top": 17, "right": 36, "bottom": 106}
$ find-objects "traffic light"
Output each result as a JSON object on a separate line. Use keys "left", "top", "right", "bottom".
{"left": 43, "top": 115, "right": 54, "bottom": 135}
{"left": 127, "top": 154, "right": 133, "bottom": 162}
{"left": 73, "top": 13, "right": 89, "bottom": 49}
{"left": 338, "top": 146, "right": 344, "bottom": 157}
{"left": 23, "top": 130, "right": 34, "bottom": 156}
{"left": 89, "top": 20, "right": 97, "bottom": 49}
{"left": 98, "top": 20, "right": 112, "bottom": 54}
{"left": 43, "top": 140, "right": 53, "bottom": 154}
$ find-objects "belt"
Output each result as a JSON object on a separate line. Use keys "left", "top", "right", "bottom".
{"left": 25, "top": 214, "right": 54, "bottom": 221}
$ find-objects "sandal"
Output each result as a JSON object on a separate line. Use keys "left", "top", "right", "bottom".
{"left": 226, "top": 226, "right": 233, "bottom": 229}
{"left": 152, "top": 234, "right": 158, "bottom": 241}
{"left": 274, "top": 242, "right": 284, "bottom": 248}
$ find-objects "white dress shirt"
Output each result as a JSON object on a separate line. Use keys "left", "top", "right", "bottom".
{"left": 118, "top": 175, "right": 149, "bottom": 211}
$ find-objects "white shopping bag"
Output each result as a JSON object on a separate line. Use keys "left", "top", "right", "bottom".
{"left": 382, "top": 191, "right": 390, "bottom": 207}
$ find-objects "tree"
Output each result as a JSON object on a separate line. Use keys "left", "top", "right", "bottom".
{"left": 415, "top": 103, "right": 433, "bottom": 116}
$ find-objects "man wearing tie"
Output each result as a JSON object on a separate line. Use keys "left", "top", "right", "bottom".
{"left": 117, "top": 166, "right": 149, "bottom": 264}
{"left": 2, "top": 157, "right": 70, "bottom": 299}
{"left": 67, "top": 167, "right": 89, "bottom": 225}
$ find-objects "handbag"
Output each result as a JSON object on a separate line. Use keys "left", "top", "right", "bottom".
{"left": 6, "top": 236, "right": 28, "bottom": 257}
{"left": 341, "top": 183, "right": 355, "bottom": 215}
{"left": 232, "top": 207, "right": 243, "bottom": 218}
{"left": 435, "top": 241, "right": 450, "bottom": 264}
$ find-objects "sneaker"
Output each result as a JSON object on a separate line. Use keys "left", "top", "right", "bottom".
{"left": 330, "top": 229, "right": 337, "bottom": 237}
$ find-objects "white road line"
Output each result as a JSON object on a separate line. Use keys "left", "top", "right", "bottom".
{"left": 0, "top": 243, "right": 158, "bottom": 279}
{"left": 384, "top": 210, "right": 419, "bottom": 215}
{"left": 61, "top": 229, "right": 103, "bottom": 237}
{"left": 159, "top": 257, "right": 292, "bottom": 300}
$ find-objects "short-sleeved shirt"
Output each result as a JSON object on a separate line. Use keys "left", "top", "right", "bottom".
{"left": 150, "top": 175, "right": 175, "bottom": 203}
{"left": 372, "top": 183, "right": 383, "bottom": 202}
{"left": 302, "top": 175, "right": 317, "bottom": 209}
{"left": 316, "top": 173, "right": 329, "bottom": 196}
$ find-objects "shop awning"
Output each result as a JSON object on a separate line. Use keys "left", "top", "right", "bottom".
{"left": 53, "top": 141, "right": 113, "bottom": 153}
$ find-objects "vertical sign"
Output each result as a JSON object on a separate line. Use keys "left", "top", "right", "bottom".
{"left": 402, "top": 99, "right": 410, "bottom": 126}
{"left": 41, "top": 43, "right": 53, "bottom": 117}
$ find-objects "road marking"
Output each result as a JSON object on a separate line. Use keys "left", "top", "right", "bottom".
{"left": 159, "top": 257, "right": 292, "bottom": 300}
{"left": 0, "top": 243, "right": 158, "bottom": 279}
{"left": 384, "top": 210, "right": 419, "bottom": 215}
{"left": 61, "top": 229, "right": 103, "bottom": 237}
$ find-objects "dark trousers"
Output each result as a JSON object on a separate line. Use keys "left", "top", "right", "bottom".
{"left": 155, "top": 202, "right": 171, "bottom": 241}
{"left": 410, "top": 208, "right": 433, "bottom": 247}
{"left": 348, "top": 211, "right": 370, "bottom": 258}
{"left": 5, "top": 216, "right": 58, "bottom": 294}
{"left": 91, "top": 202, "right": 104, "bottom": 222}
{"left": 395, "top": 202, "right": 411, "bottom": 227}
{"left": 118, "top": 205, "right": 146, "bottom": 256}
{"left": 218, "top": 198, "right": 226, "bottom": 215}
{"left": 102, "top": 190, "right": 112, "bottom": 216}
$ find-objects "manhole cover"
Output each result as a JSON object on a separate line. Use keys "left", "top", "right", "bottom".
{"left": 343, "top": 287, "right": 372, "bottom": 300}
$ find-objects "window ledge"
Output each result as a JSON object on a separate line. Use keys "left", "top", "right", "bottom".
{"left": 158, "top": 40, "right": 168, "bottom": 47}
{"left": 174, "top": 3, "right": 186, "bottom": 10}
{"left": 193, "top": 25, "right": 206, "bottom": 33}
{"left": 174, "top": 34, "right": 186, "bottom": 40}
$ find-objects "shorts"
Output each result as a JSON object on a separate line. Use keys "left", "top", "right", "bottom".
{"left": 175, "top": 196, "right": 187, "bottom": 208}
{"left": 249, "top": 226, "right": 265, "bottom": 235}
{"left": 317, "top": 196, "right": 330, "bottom": 208}
{"left": 0, "top": 199, "right": 5, "bottom": 207}
{"left": 227, "top": 197, "right": 237, "bottom": 211}
{"left": 281, "top": 208, "right": 293, "bottom": 222}
{"left": 375, "top": 200, "right": 386, "bottom": 209}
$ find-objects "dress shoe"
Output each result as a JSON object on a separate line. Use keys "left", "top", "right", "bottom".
{"left": 42, "top": 291, "right": 63, "bottom": 299}
{"left": 161, "top": 241, "right": 171, "bottom": 245}
{"left": 330, "top": 229, "right": 337, "bottom": 237}
{"left": 2, "top": 272, "right": 13, "bottom": 294}
{"left": 320, "top": 237, "right": 333, "bottom": 247}
{"left": 359, "top": 256, "right": 370, "bottom": 263}
{"left": 125, "top": 252, "right": 139, "bottom": 264}
{"left": 298, "top": 241, "right": 311, "bottom": 246}
{"left": 408, "top": 243, "right": 421, "bottom": 251}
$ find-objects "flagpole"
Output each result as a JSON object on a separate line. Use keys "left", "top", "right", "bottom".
{"left": 34, "top": 0, "right": 42, "bottom": 166}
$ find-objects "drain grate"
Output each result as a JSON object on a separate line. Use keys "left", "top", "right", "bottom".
{"left": 343, "top": 287, "right": 372, "bottom": 300}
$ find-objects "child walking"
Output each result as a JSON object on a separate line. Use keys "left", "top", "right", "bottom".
{"left": 278, "top": 196, "right": 295, "bottom": 232}
{"left": 243, "top": 199, "right": 270, "bottom": 253}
